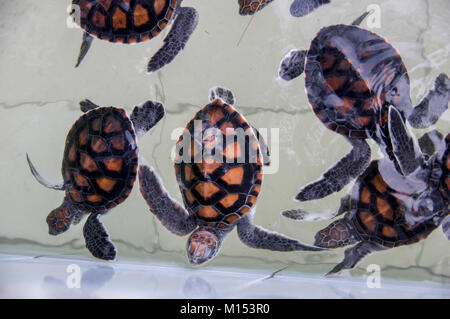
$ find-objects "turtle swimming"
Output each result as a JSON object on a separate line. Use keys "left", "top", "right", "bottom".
{"left": 26, "top": 99, "right": 165, "bottom": 260}
{"left": 238, "top": 0, "right": 330, "bottom": 17}
{"left": 278, "top": 12, "right": 450, "bottom": 201}
{"left": 71, "top": 0, "right": 198, "bottom": 72}
{"left": 282, "top": 106, "right": 449, "bottom": 275}
{"left": 138, "top": 86, "right": 323, "bottom": 265}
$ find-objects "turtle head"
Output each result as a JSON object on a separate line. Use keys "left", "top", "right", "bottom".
{"left": 385, "top": 74, "right": 413, "bottom": 118}
{"left": 278, "top": 49, "right": 307, "bottom": 82}
{"left": 187, "top": 228, "right": 223, "bottom": 265}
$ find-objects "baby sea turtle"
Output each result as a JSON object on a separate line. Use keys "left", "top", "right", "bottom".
{"left": 279, "top": 12, "right": 450, "bottom": 201}
{"left": 282, "top": 106, "right": 449, "bottom": 275}
{"left": 26, "top": 99, "right": 165, "bottom": 260}
{"left": 138, "top": 86, "right": 323, "bottom": 265}
{"left": 238, "top": 0, "right": 330, "bottom": 17}
{"left": 71, "top": 0, "right": 198, "bottom": 72}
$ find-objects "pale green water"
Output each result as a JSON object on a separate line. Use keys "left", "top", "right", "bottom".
{"left": 0, "top": 0, "right": 449, "bottom": 289}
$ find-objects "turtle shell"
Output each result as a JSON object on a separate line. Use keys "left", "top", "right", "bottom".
{"left": 347, "top": 161, "right": 443, "bottom": 248}
{"left": 62, "top": 107, "right": 138, "bottom": 212}
{"left": 174, "top": 99, "right": 263, "bottom": 229}
{"left": 305, "top": 25, "right": 409, "bottom": 141}
{"left": 72, "top": 0, "right": 179, "bottom": 43}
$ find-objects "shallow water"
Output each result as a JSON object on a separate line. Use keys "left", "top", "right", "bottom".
{"left": 0, "top": 0, "right": 449, "bottom": 290}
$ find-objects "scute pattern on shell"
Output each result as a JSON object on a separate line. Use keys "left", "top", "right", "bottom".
{"left": 174, "top": 99, "right": 263, "bottom": 229}
{"left": 305, "top": 25, "right": 409, "bottom": 140}
{"left": 62, "top": 107, "right": 138, "bottom": 212}
{"left": 73, "top": 0, "right": 179, "bottom": 43}
{"left": 348, "top": 161, "right": 442, "bottom": 248}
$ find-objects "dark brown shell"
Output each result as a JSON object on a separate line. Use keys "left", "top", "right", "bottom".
{"left": 62, "top": 107, "right": 138, "bottom": 212}
{"left": 348, "top": 161, "right": 443, "bottom": 248}
{"left": 174, "top": 99, "right": 263, "bottom": 229}
{"left": 73, "top": 0, "right": 178, "bottom": 43}
{"left": 305, "top": 25, "right": 409, "bottom": 141}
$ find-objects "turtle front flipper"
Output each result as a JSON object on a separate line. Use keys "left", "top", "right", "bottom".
{"left": 296, "top": 139, "right": 371, "bottom": 201}
{"left": 236, "top": 215, "right": 324, "bottom": 251}
{"left": 388, "top": 106, "right": 422, "bottom": 176}
{"left": 290, "top": 0, "right": 330, "bottom": 18}
{"left": 408, "top": 73, "right": 450, "bottom": 129}
{"left": 209, "top": 86, "right": 235, "bottom": 106}
{"left": 138, "top": 163, "right": 197, "bottom": 236}
{"left": 282, "top": 195, "right": 352, "bottom": 221}
{"left": 26, "top": 154, "right": 65, "bottom": 191}
{"left": 130, "top": 101, "right": 165, "bottom": 139}
{"left": 75, "top": 32, "right": 94, "bottom": 68}
{"left": 325, "top": 241, "right": 382, "bottom": 276}
{"left": 279, "top": 49, "right": 307, "bottom": 81}
{"left": 147, "top": 7, "right": 199, "bottom": 73}
{"left": 47, "top": 199, "right": 84, "bottom": 235}
{"left": 83, "top": 213, "right": 116, "bottom": 261}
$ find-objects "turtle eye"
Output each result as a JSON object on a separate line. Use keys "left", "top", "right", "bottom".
{"left": 390, "top": 87, "right": 398, "bottom": 96}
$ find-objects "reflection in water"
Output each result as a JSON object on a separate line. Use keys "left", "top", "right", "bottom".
{"left": 183, "top": 276, "right": 217, "bottom": 298}
{"left": 42, "top": 265, "right": 115, "bottom": 298}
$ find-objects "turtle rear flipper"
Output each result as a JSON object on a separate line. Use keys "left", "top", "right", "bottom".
{"left": 325, "top": 241, "right": 382, "bottom": 276}
{"left": 209, "top": 86, "right": 235, "bottom": 106}
{"left": 26, "top": 154, "right": 65, "bottom": 191}
{"left": 279, "top": 49, "right": 307, "bottom": 81}
{"left": 138, "top": 163, "right": 197, "bottom": 236}
{"left": 296, "top": 139, "right": 371, "bottom": 201}
{"left": 408, "top": 73, "right": 450, "bottom": 129}
{"left": 442, "top": 216, "right": 450, "bottom": 240}
{"left": 75, "top": 32, "right": 94, "bottom": 68}
{"left": 130, "top": 101, "right": 165, "bottom": 139}
{"left": 290, "top": 0, "right": 330, "bottom": 18}
{"left": 47, "top": 200, "right": 84, "bottom": 235}
{"left": 79, "top": 99, "right": 100, "bottom": 113}
{"left": 83, "top": 213, "right": 116, "bottom": 261}
{"left": 388, "top": 106, "right": 422, "bottom": 176}
{"left": 147, "top": 7, "right": 199, "bottom": 73}
{"left": 236, "top": 215, "right": 324, "bottom": 251}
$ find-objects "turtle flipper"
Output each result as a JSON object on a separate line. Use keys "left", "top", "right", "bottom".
{"left": 279, "top": 49, "right": 307, "bottom": 81}
{"left": 418, "top": 130, "right": 444, "bottom": 157}
{"left": 388, "top": 106, "right": 422, "bottom": 175}
{"left": 138, "top": 163, "right": 197, "bottom": 236}
{"left": 209, "top": 86, "right": 235, "bottom": 106}
{"left": 147, "top": 7, "right": 199, "bottom": 73}
{"left": 238, "top": 0, "right": 275, "bottom": 15}
{"left": 236, "top": 215, "right": 325, "bottom": 251}
{"left": 130, "top": 101, "right": 165, "bottom": 139}
{"left": 282, "top": 195, "right": 352, "bottom": 221}
{"left": 47, "top": 199, "right": 84, "bottom": 235}
{"left": 290, "top": 0, "right": 330, "bottom": 18}
{"left": 26, "top": 154, "right": 65, "bottom": 191}
{"left": 325, "top": 241, "right": 382, "bottom": 276}
{"left": 83, "top": 213, "right": 116, "bottom": 261}
{"left": 442, "top": 216, "right": 450, "bottom": 240}
{"left": 251, "top": 126, "right": 271, "bottom": 166}
{"left": 75, "top": 32, "right": 94, "bottom": 68}
{"left": 296, "top": 139, "right": 371, "bottom": 201}
{"left": 408, "top": 73, "right": 450, "bottom": 129}
{"left": 79, "top": 99, "right": 100, "bottom": 113}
